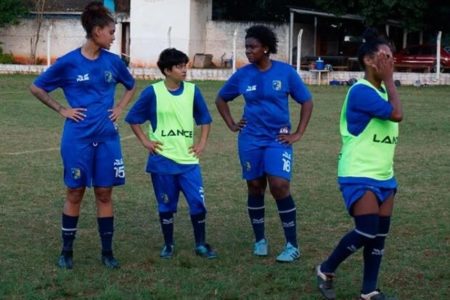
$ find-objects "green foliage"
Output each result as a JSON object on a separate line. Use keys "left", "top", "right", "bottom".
{"left": 0, "top": 46, "right": 14, "bottom": 64}
{"left": 0, "top": 75, "right": 449, "bottom": 299}
{"left": 0, "top": 0, "right": 27, "bottom": 27}
{"left": 212, "top": 0, "right": 449, "bottom": 31}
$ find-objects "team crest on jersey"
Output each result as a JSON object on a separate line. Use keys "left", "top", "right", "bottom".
{"left": 76, "top": 73, "right": 89, "bottom": 82}
{"left": 104, "top": 71, "right": 114, "bottom": 83}
{"left": 272, "top": 80, "right": 282, "bottom": 91}
{"left": 71, "top": 168, "right": 81, "bottom": 180}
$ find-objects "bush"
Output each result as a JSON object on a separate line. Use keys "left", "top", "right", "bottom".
{"left": 0, "top": 46, "right": 15, "bottom": 64}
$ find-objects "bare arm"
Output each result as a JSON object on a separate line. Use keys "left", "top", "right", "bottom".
{"left": 215, "top": 95, "right": 246, "bottom": 132}
{"left": 109, "top": 85, "right": 137, "bottom": 121}
{"left": 278, "top": 100, "right": 313, "bottom": 144}
{"left": 190, "top": 124, "right": 211, "bottom": 157}
{"left": 29, "top": 84, "right": 86, "bottom": 122}
{"left": 129, "top": 123, "right": 162, "bottom": 154}
{"left": 376, "top": 51, "right": 403, "bottom": 122}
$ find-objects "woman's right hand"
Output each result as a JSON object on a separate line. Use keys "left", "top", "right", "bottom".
{"left": 375, "top": 50, "right": 394, "bottom": 82}
{"left": 143, "top": 139, "right": 163, "bottom": 154}
{"left": 59, "top": 107, "right": 87, "bottom": 122}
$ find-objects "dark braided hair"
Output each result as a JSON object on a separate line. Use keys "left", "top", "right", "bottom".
{"left": 81, "top": 1, "right": 115, "bottom": 38}
{"left": 245, "top": 25, "right": 278, "bottom": 54}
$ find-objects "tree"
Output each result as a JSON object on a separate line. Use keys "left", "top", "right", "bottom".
{"left": 0, "top": 0, "right": 27, "bottom": 27}
{"left": 212, "top": 0, "right": 449, "bottom": 32}
{"left": 312, "top": 0, "right": 450, "bottom": 32}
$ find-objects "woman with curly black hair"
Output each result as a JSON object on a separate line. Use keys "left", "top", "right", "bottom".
{"left": 216, "top": 25, "right": 313, "bottom": 262}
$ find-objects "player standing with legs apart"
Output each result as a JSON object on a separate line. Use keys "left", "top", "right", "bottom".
{"left": 215, "top": 25, "right": 313, "bottom": 262}
{"left": 126, "top": 48, "right": 216, "bottom": 259}
{"left": 316, "top": 28, "right": 403, "bottom": 300}
{"left": 30, "top": 1, "right": 136, "bottom": 269}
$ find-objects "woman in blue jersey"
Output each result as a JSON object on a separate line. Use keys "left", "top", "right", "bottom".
{"left": 29, "top": 1, "right": 136, "bottom": 269}
{"left": 126, "top": 48, "right": 216, "bottom": 259}
{"left": 316, "top": 29, "right": 403, "bottom": 300}
{"left": 216, "top": 25, "right": 313, "bottom": 262}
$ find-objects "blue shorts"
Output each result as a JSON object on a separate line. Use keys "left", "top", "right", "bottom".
{"left": 150, "top": 165, "right": 206, "bottom": 215}
{"left": 238, "top": 137, "right": 293, "bottom": 181}
{"left": 61, "top": 138, "right": 125, "bottom": 188}
{"left": 340, "top": 184, "right": 397, "bottom": 214}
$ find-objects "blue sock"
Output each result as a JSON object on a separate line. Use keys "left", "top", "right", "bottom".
{"left": 191, "top": 212, "right": 206, "bottom": 246}
{"left": 247, "top": 194, "right": 265, "bottom": 242}
{"left": 61, "top": 214, "right": 78, "bottom": 253}
{"left": 275, "top": 195, "right": 298, "bottom": 248}
{"left": 159, "top": 212, "right": 174, "bottom": 246}
{"left": 362, "top": 216, "right": 391, "bottom": 294}
{"left": 97, "top": 216, "right": 114, "bottom": 256}
{"left": 321, "top": 214, "right": 379, "bottom": 273}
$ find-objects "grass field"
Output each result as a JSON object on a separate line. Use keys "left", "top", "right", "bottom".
{"left": 0, "top": 74, "right": 449, "bottom": 299}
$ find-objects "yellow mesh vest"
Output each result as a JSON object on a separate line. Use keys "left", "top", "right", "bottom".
{"left": 338, "top": 79, "right": 399, "bottom": 180}
{"left": 150, "top": 81, "right": 198, "bottom": 164}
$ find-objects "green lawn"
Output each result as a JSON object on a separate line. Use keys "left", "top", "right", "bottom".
{"left": 0, "top": 75, "right": 449, "bottom": 299}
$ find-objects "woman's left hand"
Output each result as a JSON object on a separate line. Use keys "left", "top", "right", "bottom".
{"left": 277, "top": 132, "right": 302, "bottom": 145}
{"left": 190, "top": 142, "right": 206, "bottom": 158}
{"left": 109, "top": 106, "right": 124, "bottom": 122}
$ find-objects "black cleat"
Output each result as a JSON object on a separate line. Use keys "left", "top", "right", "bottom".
{"left": 57, "top": 251, "right": 73, "bottom": 269}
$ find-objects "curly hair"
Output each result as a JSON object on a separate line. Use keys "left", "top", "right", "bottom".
{"left": 245, "top": 25, "right": 278, "bottom": 54}
{"left": 358, "top": 28, "right": 392, "bottom": 69}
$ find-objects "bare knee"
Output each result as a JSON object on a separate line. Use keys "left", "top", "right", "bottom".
{"left": 247, "top": 178, "right": 267, "bottom": 196}
{"left": 94, "top": 187, "right": 113, "bottom": 204}
{"left": 66, "top": 187, "right": 85, "bottom": 206}
{"left": 268, "top": 177, "right": 290, "bottom": 199}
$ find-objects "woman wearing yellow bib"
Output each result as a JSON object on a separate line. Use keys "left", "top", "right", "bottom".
{"left": 126, "top": 48, "right": 216, "bottom": 259}
{"left": 316, "top": 29, "right": 403, "bottom": 300}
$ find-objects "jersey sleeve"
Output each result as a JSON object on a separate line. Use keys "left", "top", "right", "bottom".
{"left": 288, "top": 68, "right": 312, "bottom": 104}
{"left": 33, "top": 59, "right": 67, "bottom": 92}
{"left": 114, "top": 56, "right": 135, "bottom": 90}
{"left": 346, "top": 84, "right": 394, "bottom": 136}
{"left": 193, "top": 86, "right": 212, "bottom": 125}
{"left": 218, "top": 70, "right": 242, "bottom": 102}
{"left": 348, "top": 85, "right": 393, "bottom": 120}
{"left": 125, "top": 86, "right": 156, "bottom": 129}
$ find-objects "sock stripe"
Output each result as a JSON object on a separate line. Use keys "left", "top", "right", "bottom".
{"left": 61, "top": 227, "right": 77, "bottom": 231}
{"left": 248, "top": 205, "right": 265, "bottom": 210}
{"left": 278, "top": 207, "right": 296, "bottom": 214}
{"left": 354, "top": 229, "right": 376, "bottom": 239}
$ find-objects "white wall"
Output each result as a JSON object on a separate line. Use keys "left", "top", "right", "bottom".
{"left": 0, "top": 15, "right": 126, "bottom": 64}
{"left": 188, "top": 0, "right": 211, "bottom": 57}
{"left": 204, "top": 21, "right": 289, "bottom": 67}
{"left": 0, "top": 17, "right": 84, "bottom": 64}
{"left": 130, "top": 0, "right": 192, "bottom": 67}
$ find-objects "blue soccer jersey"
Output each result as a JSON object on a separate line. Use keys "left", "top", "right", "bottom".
{"left": 125, "top": 81, "right": 212, "bottom": 174}
{"left": 218, "top": 60, "right": 311, "bottom": 140}
{"left": 34, "top": 48, "right": 135, "bottom": 143}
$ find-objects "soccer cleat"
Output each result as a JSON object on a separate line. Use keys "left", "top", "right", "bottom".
{"left": 253, "top": 238, "right": 268, "bottom": 256}
{"left": 57, "top": 251, "right": 73, "bottom": 269}
{"left": 101, "top": 254, "right": 120, "bottom": 269}
{"left": 276, "top": 242, "right": 300, "bottom": 262}
{"left": 160, "top": 244, "right": 174, "bottom": 259}
{"left": 195, "top": 243, "right": 217, "bottom": 259}
{"left": 316, "top": 264, "right": 336, "bottom": 300}
{"left": 360, "top": 290, "right": 397, "bottom": 300}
